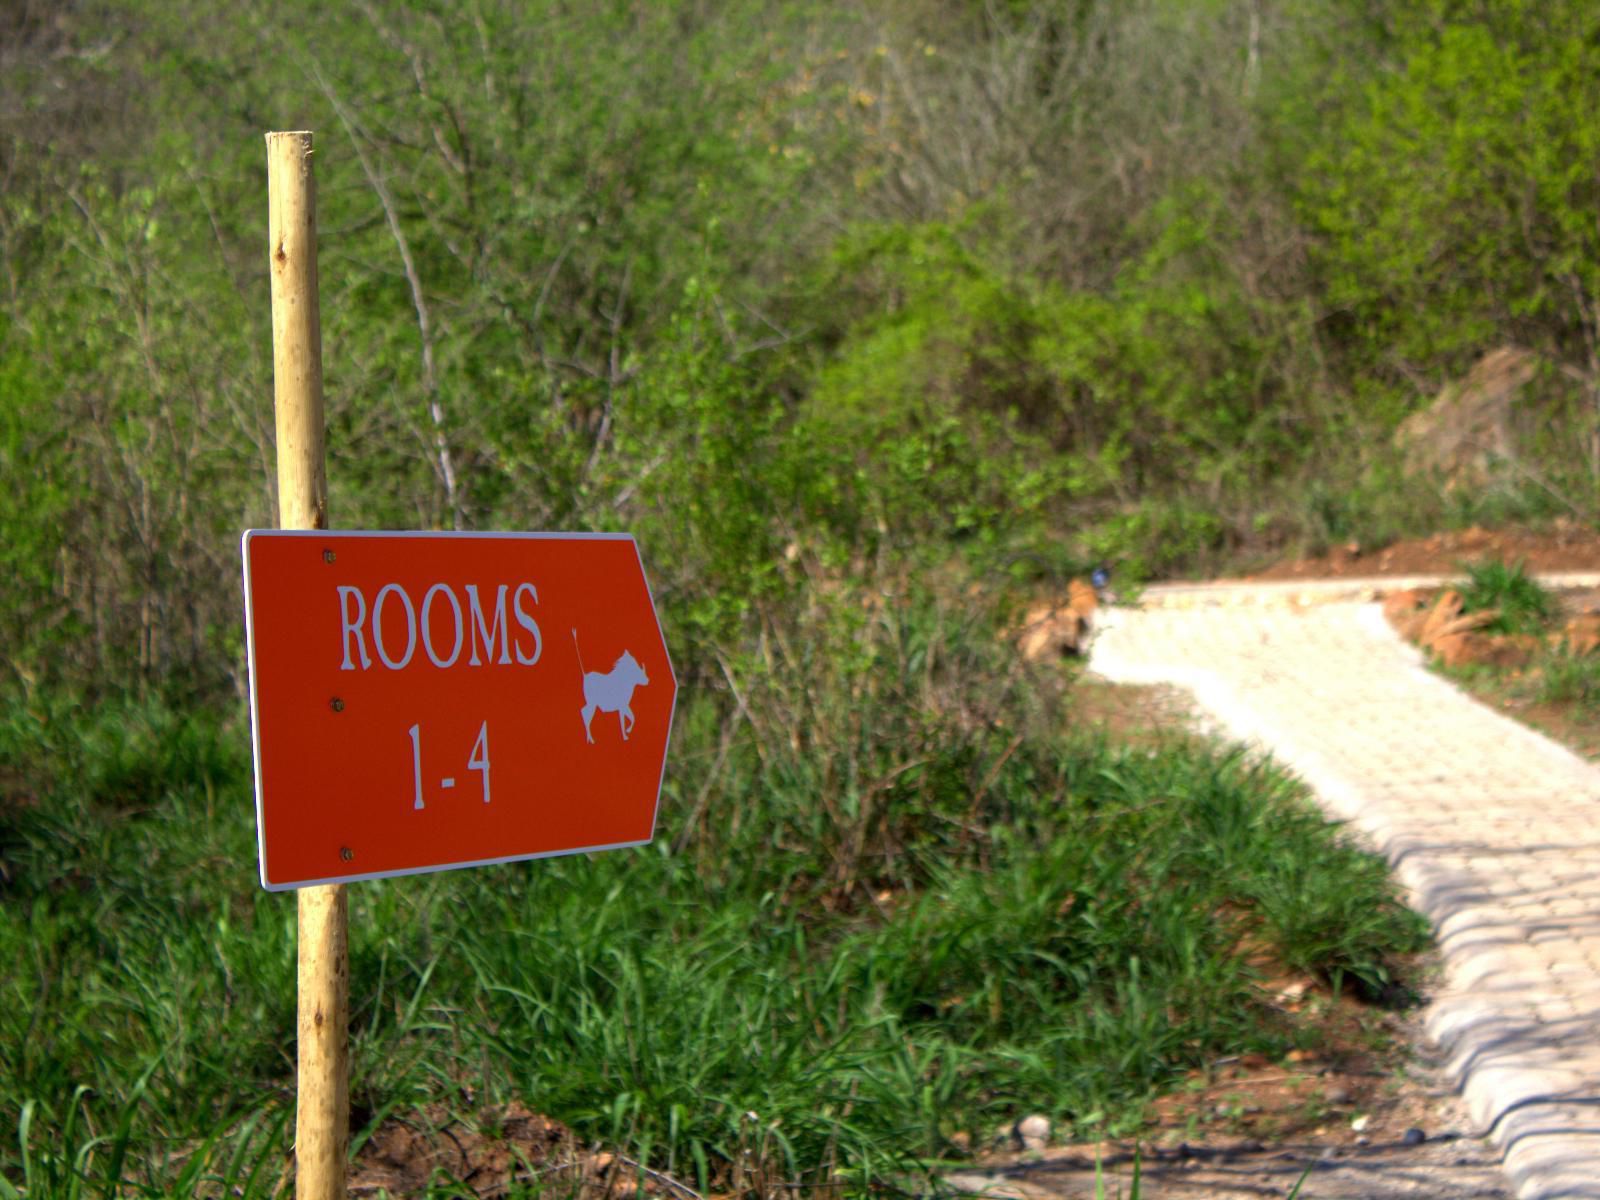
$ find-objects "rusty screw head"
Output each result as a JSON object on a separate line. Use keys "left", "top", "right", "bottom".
{"left": 323, "top": 548, "right": 337, "bottom": 564}
{"left": 330, "top": 697, "right": 345, "bottom": 712}
{"left": 340, "top": 847, "right": 354, "bottom": 862}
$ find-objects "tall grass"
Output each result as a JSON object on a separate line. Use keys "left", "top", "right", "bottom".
{"left": 1, "top": 585, "right": 1427, "bottom": 1197}
{"left": 1537, "top": 652, "right": 1600, "bottom": 709}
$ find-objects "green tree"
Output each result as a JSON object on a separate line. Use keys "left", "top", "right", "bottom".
{"left": 1302, "top": 2, "right": 1600, "bottom": 382}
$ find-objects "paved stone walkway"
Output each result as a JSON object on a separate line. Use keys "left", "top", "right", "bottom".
{"left": 1089, "top": 578, "right": 1600, "bottom": 1200}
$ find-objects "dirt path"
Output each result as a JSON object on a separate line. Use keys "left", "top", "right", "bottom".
{"left": 949, "top": 1118, "right": 1509, "bottom": 1199}
{"left": 1052, "top": 577, "right": 1600, "bottom": 1200}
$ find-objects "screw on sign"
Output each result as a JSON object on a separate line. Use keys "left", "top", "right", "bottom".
{"left": 241, "top": 530, "right": 677, "bottom": 890}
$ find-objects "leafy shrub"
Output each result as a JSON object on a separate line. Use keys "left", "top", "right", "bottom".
{"left": 1300, "top": 4, "right": 1600, "bottom": 378}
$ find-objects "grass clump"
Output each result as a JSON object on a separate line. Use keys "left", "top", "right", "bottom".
{"left": 1457, "top": 558, "right": 1557, "bottom": 636}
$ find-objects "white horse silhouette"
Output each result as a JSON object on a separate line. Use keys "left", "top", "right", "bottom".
{"left": 573, "top": 629, "right": 649, "bottom": 743}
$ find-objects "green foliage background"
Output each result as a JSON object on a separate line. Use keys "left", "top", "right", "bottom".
{"left": 5, "top": 0, "right": 1599, "bottom": 696}
{"left": 0, "top": 0, "right": 1589, "bottom": 1193}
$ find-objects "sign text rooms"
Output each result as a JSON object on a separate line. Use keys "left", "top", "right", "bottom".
{"left": 336, "top": 582, "right": 542, "bottom": 672}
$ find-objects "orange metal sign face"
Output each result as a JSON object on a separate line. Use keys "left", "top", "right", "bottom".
{"left": 241, "top": 531, "right": 677, "bottom": 890}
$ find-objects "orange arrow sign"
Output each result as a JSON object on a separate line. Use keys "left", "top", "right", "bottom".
{"left": 241, "top": 531, "right": 677, "bottom": 890}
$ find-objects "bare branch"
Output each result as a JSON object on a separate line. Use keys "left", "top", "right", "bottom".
{"left": 312, "top": 61, "right": 465, "bottom": 529}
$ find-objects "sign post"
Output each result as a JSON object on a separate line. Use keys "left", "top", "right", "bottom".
{"left": 254, "top": 133, "right": 676, "bottom": 1200}
{"left": 265, "top": 129, "right": 347, "bottom": 1200}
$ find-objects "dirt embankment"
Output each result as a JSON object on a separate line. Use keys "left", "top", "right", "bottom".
{"left": 1251, "top": 523, "right": 1600, "bottom": 582}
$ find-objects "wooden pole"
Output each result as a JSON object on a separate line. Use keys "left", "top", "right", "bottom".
{"left": 266, "top": 131, "right": 329, "bottom": 533}
{"left": 266, "top": 129, "right": 348, "bottom": 1200}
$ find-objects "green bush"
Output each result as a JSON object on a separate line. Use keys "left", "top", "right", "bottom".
{"left": 1301, "top": 3, "right": 1600, "bottom": 378}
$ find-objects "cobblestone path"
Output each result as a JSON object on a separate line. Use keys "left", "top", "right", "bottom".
{"left": 1089, "top": 579, "right": 1600, "bottom": 1200}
